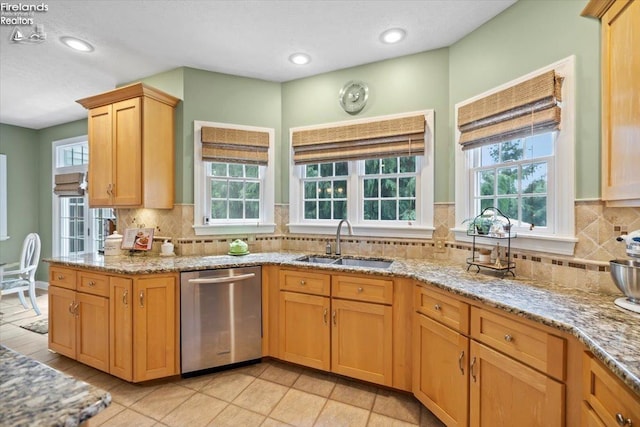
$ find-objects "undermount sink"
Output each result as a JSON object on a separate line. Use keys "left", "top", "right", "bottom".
{"left": 296, "top": 255, "right": 339, "bottom": 264}
{"left": 295, "top": 255, "right": 393, "bottom": 269}
{"left": 332, "top": 257, "right": 393, "bottom": 269}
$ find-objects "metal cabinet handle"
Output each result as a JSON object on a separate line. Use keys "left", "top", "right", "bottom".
{"left": 332, "top": 310, "right": 337, "bottom": 326}
{"left": 470, "top": 357, "right": 477, "bottom": 382}
{"left": 107, "top": 183, "right": 112, "bottom": 195}
{"left": 504, "top": 334, "right": 513, "bottom": 343}
{"left": 458, "top": 351, "right": 465, "bottom": 375}
{"left": 357, "top": 287, "right": 363, "bottom": 293}
{"left": 139, "top": 290, "right": 144, "bottom": 307}
{"left": 88, "top": 281, "right": 96, "bottom": 287}
{"left": 68, "top": 302, "right": 75, "bottom": 315}
{"left": 122, "top": 289, "right": 128, "bottom": 305}
{"left": 323, "top": 308, "right": 328, "bottom": 325}
{"left": 616, "top": 413, "right": 632, "bottom": 426}
{"left": 300, "top": 280, "right": 306, "bottom": 286}
{"left": 434, "top": 304, "right": 441, "bottom": 311}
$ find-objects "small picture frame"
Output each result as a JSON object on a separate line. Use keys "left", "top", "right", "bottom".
{"left": 121, "top": 227, "right": 154, "bottom": 251}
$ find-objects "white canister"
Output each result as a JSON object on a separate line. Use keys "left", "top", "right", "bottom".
{"left": 104, "top": 231, "right": 123, "bottom": 256}
{"left": 161, "top": 240, "right": 174, "bottom": 256}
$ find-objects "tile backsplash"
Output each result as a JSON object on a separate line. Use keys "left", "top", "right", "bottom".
{"left": 116, "top": 201, "right": 640, "bottom": 295}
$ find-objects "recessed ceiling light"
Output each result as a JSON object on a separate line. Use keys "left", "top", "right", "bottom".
{"left": 380, "top": 28, "right": 406, "bottom": 44}
{"left": 289, "top": 53, "right": 311, "bottom": 65}
{"left": 60, "top": 36, "right": 94, "bottom": 52}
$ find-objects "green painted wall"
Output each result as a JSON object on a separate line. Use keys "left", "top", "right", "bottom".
{"left": 449, "top": 0, "right": 600, "bottom": 199}
{"left": 0, "top": 124, "right": 39, "bottom": 268}
{"left": 282, "top": 48, "right": 450, "bottom": 202}
{"left": 180, "top": 67, "right": 282, "bottom": 203}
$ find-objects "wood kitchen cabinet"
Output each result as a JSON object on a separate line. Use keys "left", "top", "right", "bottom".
{"left": 469, "top": 340, "right": 564, "bottom": 427}
{"left": 279, "top": 291, "right": 330, "bottom": 370}
{"left": 582, "top": 0, "right": 640, "bottom": 206}
{"left": 413, "top": 285, "right": 470, "bottom": 426}
{"left": 413, "top": 284, "right": 569, "bottom": 427}
{"left": 331, "top": 275, "right": 393, "bottom": 386}
{"left": 48, "top": 268, "right": 110, "bottom": 372}
{"left": 582, "top": 352, "right": 640, "bottom": 427}
{"left": 77, "top": 83, "right": 179, "bottom": 209}
{"left": 48, "top": 264, "right": 179, "bottom": 383}
{"left": 110, "top": 274, "right": 178, "bottom": 382}
{"left": 277, "top": 269, "right": 394, "bottom": 387}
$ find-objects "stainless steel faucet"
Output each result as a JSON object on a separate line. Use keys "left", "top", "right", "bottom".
{"left": 335, "top": 218, "right": 353, "bottom": 256}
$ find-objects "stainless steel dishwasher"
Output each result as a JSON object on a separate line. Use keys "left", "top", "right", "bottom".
{"left": 180, "top": 266, "right": 262, "bottom": 375}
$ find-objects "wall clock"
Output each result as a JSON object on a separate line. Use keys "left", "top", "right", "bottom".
{"left": 339, "top": 80, "right": 368, "bottom": 114}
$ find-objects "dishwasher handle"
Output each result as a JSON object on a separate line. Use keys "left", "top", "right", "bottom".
{"left": 188, "top": 272, "right": 256, "bottom": 284}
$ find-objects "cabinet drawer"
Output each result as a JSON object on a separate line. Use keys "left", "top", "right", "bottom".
{"left": 77, "top": 271, "right": 109, "bottom": 297}
{"left": 470, "top": 307, "right": 566, "bottom": 381}
{"left": 49, "top": 266, "right": 76, "bottom": 290}
{"left": 279, "top": 269, "right": 330, "bottom": 296}
{"left": 414, "top": 284, "right": 469, "bottom": 334}
{"left": 583, "top": 352, "right": 640, "bottom": 427}
{"left": 332, "top": 275, "right": 393, "bottom": 304}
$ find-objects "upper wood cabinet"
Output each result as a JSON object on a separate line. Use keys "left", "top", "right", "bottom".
{"left": 76, "top": 83, "right": 179, "bottom": 209}
{"left": 583, "top": 0, "right": 640, "bottom": 206}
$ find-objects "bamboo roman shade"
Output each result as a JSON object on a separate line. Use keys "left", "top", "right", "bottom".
{"left": 53, "top": 172, "right": 85, "bottom": 197}
{"left": 201, "top": 126, "right": 269, "bottom": 165}
{"left": 292, "top": 114, "right": 426, "bottom": 164}
{"left": 458, "top": 70, "right": 563, "bottom": 150}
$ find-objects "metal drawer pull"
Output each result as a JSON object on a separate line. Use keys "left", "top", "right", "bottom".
{"left": 357, "top": 287, "right": 363, "bottom": 293}
{"left": 122, "top": 289, "right": 128, "bottom": 305}
{"left": 470, "top": 357, "right": 477, "bottom": 382}
{"left": 434, "top": 304, "right": 441, "bottom": 311}
{"left": 323, "top": 308, "right": 328, "bottom": 325}
{"left": 88, "top": 281, "right": 96, "bottom": 287}
{"left": 300, "top": 280, "right": 306, "bottom": 286}
{"left": 616, "top": 413, "right": 632, "bottom": 426}
{"left": 57, "top": 275, "right": 64, "bottom": 280}
{"left": 458, "top": 351, "right": 465, "bottom": 375}
{"left": 139, "top": 291, "right": 144, "bottom": 308}
{"left": 332, "top": 310, "right": 337, "bottom": 326}
{"left": 504, "top": 334, "right": 513, "bottom": 343}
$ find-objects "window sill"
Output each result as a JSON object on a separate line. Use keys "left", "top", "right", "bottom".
{"left": 289, "top": 223, "right": 434, "bottom": 239}
{"left": 193, "top": 223, "right": 276, "bottom": 236}
{"left": 453, "top": 228, "right": 577, "bottom": 256}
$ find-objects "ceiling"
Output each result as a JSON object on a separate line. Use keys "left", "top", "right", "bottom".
{"left": 0, "top": 0, "right": 516, "bottom": 130}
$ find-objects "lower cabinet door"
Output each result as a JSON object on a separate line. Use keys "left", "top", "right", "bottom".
{"left": 76, "top": 292, "right": 109, "bottom": 372}
{"left": 133, "top": 276, "right": 177, "bottom": 382}
{"left": 331, "top": 298, "right": 392, "bottom": 386}
{"left": 413, "top": 313, "right": 469, "bottom": 427}
{"left": 470, "top": 340, "right": 565, "bottom": 427}
{"left": 48, "top": 285, "right": 76, "bottom": 358}
{"left": 279, "top": 291, "right": 331, "bottom": 371}
{"left": 110, "top": 276, "right": 133, "bottom": 381}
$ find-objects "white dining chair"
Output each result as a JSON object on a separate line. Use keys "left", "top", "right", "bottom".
{"left": 0, "top": 233, "right": 41, "bottom": 315}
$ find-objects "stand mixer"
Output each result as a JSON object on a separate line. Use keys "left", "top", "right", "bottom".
{"left": 611, "top": 229, "right": 640, "bottom": 313}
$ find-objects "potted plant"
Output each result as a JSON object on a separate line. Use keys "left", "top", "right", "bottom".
{"left": 463, "top": 214, "right": 495, "bottom": 235}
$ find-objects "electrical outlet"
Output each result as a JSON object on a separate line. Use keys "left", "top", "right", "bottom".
{"left": 434, "top": 238, "right": 446, "bottom": 253}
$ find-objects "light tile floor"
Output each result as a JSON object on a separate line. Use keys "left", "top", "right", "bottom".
{"left": 0, "top": 290, "right": 445, "bottom": 427}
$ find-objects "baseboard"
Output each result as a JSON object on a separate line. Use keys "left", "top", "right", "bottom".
{"left": 35, "top": 281, "right": 48, "bottom": 290}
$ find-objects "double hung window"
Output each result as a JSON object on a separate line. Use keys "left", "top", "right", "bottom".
{"left": 455, "top": 56, "right": 577, "bottom": 255}
{"left": 193, "top": 121, "right": 275, "bottom": 235}
{"left": 290, "top": 111, "right": 434, "bottom": 238}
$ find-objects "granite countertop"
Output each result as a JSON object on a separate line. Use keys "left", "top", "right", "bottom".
{"left": 45, "top": 251, "right": 640, "bottom": 396}
{"left": 0, "top": 345, "right": 111, "bottom": 427}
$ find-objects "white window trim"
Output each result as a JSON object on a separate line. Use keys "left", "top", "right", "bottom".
{"left": 51, "top": 135, "right": 89, "bottom": 257}
{"left": 288, "top": 110, "right": 435, "bottom": 239}
{"left": 454, "top": 56, "right": 577, "bottom": 256}
{"left": 193, "top": 120, "right": 276, "bottom": 236}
